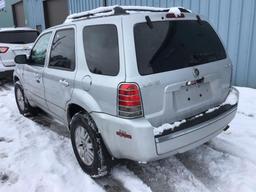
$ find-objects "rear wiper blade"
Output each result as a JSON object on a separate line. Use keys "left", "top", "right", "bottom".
{"left": 145, "top": 16, "right": 153, "bottom": 29}
{"left": 196, "top": 15, "right": 203, "bottom": 25}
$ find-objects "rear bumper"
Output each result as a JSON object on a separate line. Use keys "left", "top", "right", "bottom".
{"left": 92, "top": 87, "right": 239, "bottom": 162}
{"left": 0, "top": 61, "right": 15, "bottom": 78}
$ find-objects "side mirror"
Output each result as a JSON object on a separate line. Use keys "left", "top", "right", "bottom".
{"left": 14, "top": 55, "right": 29, "bottom": 64}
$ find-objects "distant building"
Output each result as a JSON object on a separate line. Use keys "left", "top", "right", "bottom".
{"left": 0, "top": 0, "right": 255, "bottom": 88}
{"left": 0, "top": 0, "right": 69, "bottom": 32}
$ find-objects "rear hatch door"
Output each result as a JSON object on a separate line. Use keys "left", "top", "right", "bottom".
{"left": 122, "top": 13, "right": 232, "bottom": 127}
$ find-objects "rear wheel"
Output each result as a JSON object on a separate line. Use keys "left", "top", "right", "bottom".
{"left": 14, "top": 82, "right": 37, "bottom": 116}
{"left": 70, "top": 112, "right": 111, "bottom": 177}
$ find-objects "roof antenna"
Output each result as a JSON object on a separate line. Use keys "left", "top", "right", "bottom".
{"left": 145, "top": 16, "right": 153, "bottom": 29}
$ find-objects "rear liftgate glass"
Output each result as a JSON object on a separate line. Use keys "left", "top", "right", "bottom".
{"left": 134, "top": 20, "right": 226, "bottom": 75}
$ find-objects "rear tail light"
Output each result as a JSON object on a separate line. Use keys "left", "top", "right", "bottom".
{"left": 118, "top": 83, "right": 143, "bottom": 118}
{"left": 0, "top": 47, "right": 9, "bottom": 53}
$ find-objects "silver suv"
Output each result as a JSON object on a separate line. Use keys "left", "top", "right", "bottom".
{"left": 13, "top": 6, "right": 239, "bottom": 177}
{"left": 0, "top": 27, "right": 38, "bottom": 79}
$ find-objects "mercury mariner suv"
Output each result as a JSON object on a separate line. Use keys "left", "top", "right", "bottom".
{"left": 13, "top": 6, "right": 239, "bottom": 177}
{"left": 0, "top": 27, "right": 38, "bottom": 79}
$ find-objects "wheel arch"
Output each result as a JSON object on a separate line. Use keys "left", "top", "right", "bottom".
{"left": 13, "top": 75, "right": 20, "bottom": 83}
{"left": 67, "top": 103, "right": 87, "bottom": 125}
{"left": 66, "top": 89, "right": 101, "bottom": 125}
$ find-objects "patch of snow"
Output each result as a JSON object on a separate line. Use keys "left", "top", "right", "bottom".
{"left": 112, "top": 166, "right": 152, "bottom": 192}
{"left": 222, "top": 88, "right": 239, "bottom": 106}
{"left": 206, "top": 87, "right": 239, "bottom": 114}
{"left": 122, "top": 5, "right": 167, "bottom": 11}
{"left": 168, "top": 7, "right": 182, "bottom": 16}
{"left": 153, "top": 120, "right": 186, "bottom": 136}
{"left": 210, "top": 86, "right": 256, "bottom": 165}
{"left": 0, "top": 87, "right": 104, "bottom": 192}
{"left": 65, "top": 6, "right": 116, "bottom": 22}
{"left": 193, "top": 113, "right": 204, "bottom": 119}
{"left": 65, "top": 5, "right": 192, "bottom": 23}
{"left": 205, "top": 107, "right": 219, "bottom": 114}
{"left": 1, "top": 84, "right": 255, "bottom": 192}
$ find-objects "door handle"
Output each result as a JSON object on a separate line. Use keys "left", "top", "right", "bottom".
{"left": 59, "top": 79, "right": 69, "bottom": 87}
{"left": 34, "top": 73, "right": 41, "bottom": 83}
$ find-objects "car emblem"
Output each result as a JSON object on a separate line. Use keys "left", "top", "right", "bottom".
{"left": 193, "top": 68, "right": 200, "bottom": 78}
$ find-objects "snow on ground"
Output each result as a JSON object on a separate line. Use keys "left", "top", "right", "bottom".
{"left": 0, "top": 83, "right": 256, "bottom": 192}
{"left": 0, "top": 85, "right": 104, "bottom": 192}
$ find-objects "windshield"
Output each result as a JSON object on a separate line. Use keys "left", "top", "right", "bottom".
{"left": 0, "top": 31, "right": 39, "bottom": 44}
{"left": 134, "top": 20, "right": 226, "bottom": 75}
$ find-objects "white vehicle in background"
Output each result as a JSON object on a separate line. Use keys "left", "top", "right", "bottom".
{"left": 0, "top": 27, "right": 39, "bottom": 79}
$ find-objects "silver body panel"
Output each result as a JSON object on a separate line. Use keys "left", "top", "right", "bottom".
{"left": 91, "top": 94, "right": 237, "bottom": 161}
{"left": 14, "top": 10, "right": 238, "bottom": 162}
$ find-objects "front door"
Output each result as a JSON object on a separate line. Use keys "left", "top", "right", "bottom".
{"left": 23, "top": 32, "right": 52, "bottom": 109}
{"left": 43, "top": 28, "right": 76, "bottom": 120}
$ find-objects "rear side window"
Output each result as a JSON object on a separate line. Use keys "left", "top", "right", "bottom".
{"left": 134, "top": 20, "right": 226, "bottom": 75}
{"left": 49, "top": 28, "right": 75, "bottom": 71}
{"left": 83, "top": 25, "right": 119, "bottom": 76}
{"left": 0, "top": 31, "right": 38, "bottom": 44}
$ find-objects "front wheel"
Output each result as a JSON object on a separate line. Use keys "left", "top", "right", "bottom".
{"left": 14, "top": 82, "right": 37, "bottom": 116}
{"left": 70, "top": 112, "right": 111, "bottom": 177}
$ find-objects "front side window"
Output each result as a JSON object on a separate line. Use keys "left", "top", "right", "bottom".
{"left": 134, "top": 20, "right": 226, "bottom": 75}
{"left": 83, "top": 25, "right": 119, "bottom": 76}
{"left": 30, "top": 32, "right": 52, "bottom": 66}
{"left": 48, "top": 29, "right": 75, "bottom": 70}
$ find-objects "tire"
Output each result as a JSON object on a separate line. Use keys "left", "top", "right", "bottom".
{"left": 14, "top": 82, "right": 37, "bottom": 116}
{"left": 70, "top": 112, "right": 111, "bottom": 177}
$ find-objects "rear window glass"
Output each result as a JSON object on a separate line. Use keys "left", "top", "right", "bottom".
{"left": 83, "top": 25, "right": 119, "bottom": 76}
{"left": 0, "top": 31, "right": 38, "bottom": 44}
{"left": 134, "top": 20, "right": 226, "bottom": 75}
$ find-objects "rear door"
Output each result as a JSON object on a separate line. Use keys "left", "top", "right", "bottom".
{"left": 23, "top": 32, "right": 52, "bottom": 109}
{"left": 0, "top": 30, "right": 38, "bottom": 67}
{"left": 80, "top": 17, "right": 125, "bottom": 116}
{"left": 123, "top": 14, "right": 232, "bottom": 126}
{"left": 43, "top": 27, "right": 76, "bottom": 120}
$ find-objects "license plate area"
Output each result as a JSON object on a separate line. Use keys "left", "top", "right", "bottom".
{"left": 174, "top": 82, "right": 211, "bottom": 110}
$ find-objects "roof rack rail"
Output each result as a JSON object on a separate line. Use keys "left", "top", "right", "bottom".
{"left": 122, "top": 6, "right": 192, "bottom": 14}
{"left": 65, "top": 6, "right": 192, "bottom": 22}
{"left": 68, "top": 6, "right": 127, "bottom": 20}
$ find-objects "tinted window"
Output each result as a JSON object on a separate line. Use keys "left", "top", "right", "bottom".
{"left": 0, "top": 31, "right": 38, "bottom": 44}
{"left": 134, "top": 20, "right": 226, "bottom": 75}
{"left": 83, "top": 25, "right": 119, "bottom": 76}
{"left": 30, "top": 32, "right": 52, "bottom": 66}
{"left": 49, "top": 29, "right": 75, "bottom": 70}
